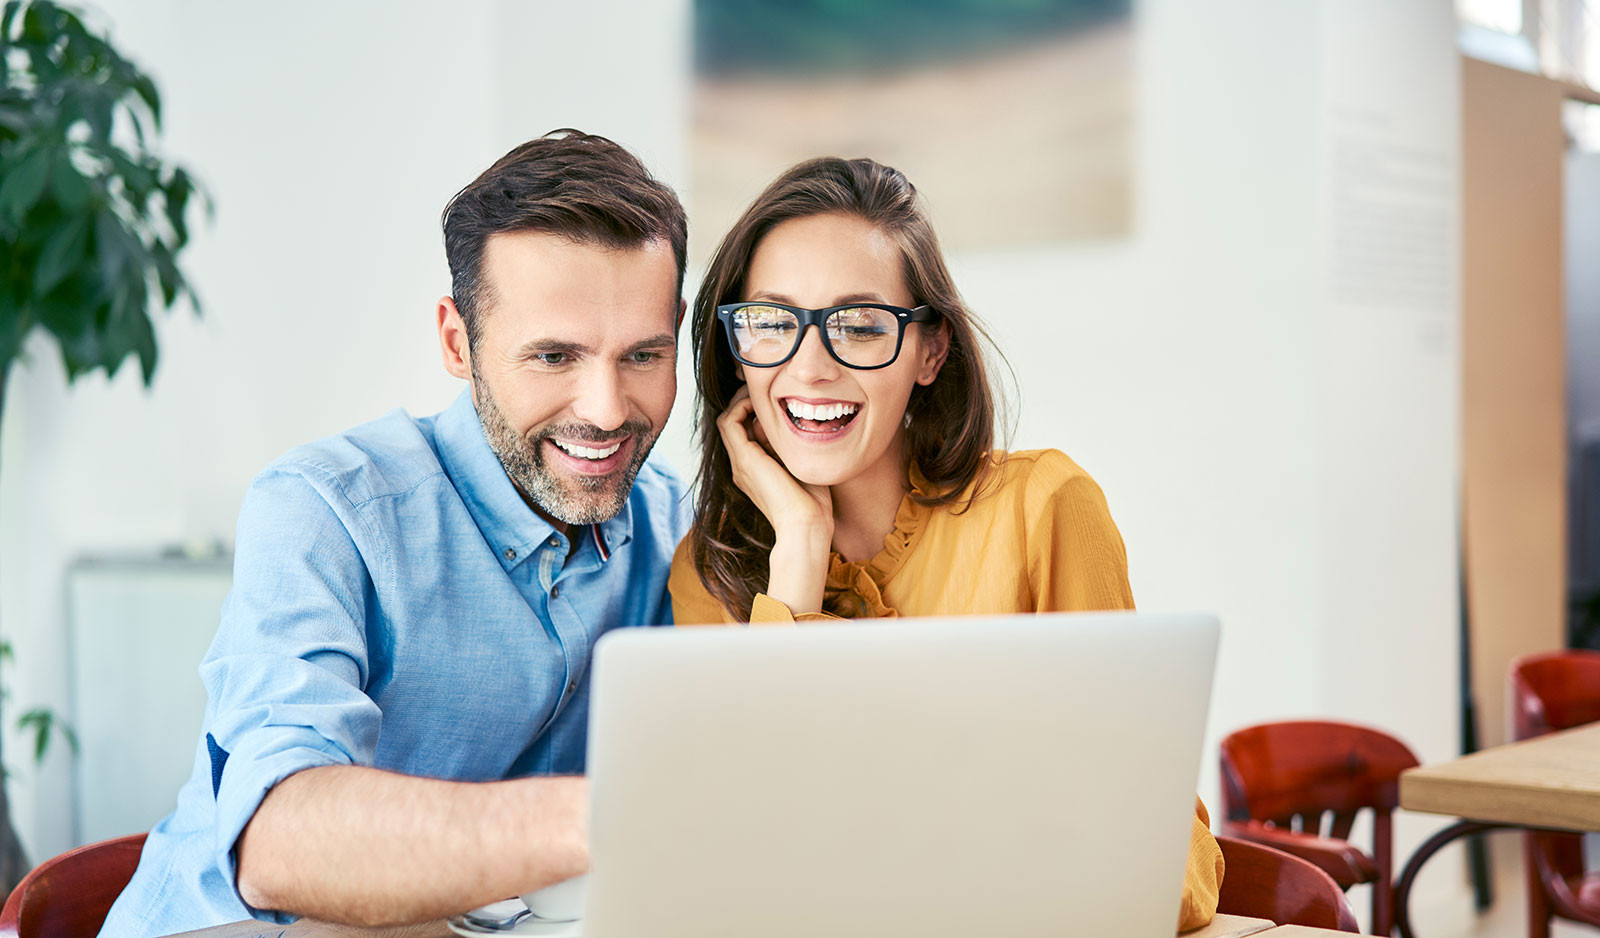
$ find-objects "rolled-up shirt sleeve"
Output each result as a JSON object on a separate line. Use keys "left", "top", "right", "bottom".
{"left": 198, "top": 466, "right": 384, "bottom": 920}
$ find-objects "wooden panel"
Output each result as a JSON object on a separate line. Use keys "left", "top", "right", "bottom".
{"left": 1461, "top": 56, "right": 1568, "bottom": 750}
{"left": 1399, "top": 722, "right": 1600, "bottom": 830}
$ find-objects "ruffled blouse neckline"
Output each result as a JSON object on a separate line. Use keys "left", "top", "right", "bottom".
{"left": 819, "top": 463, "right": 941, "bottom": 618}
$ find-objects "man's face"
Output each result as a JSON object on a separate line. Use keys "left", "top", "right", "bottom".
{"left": 446, "top": 230, "right": 680, "bottom": 528}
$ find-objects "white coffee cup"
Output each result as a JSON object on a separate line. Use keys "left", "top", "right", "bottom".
{"left": 520, "top": 873, "right": 587, "bottom": 923}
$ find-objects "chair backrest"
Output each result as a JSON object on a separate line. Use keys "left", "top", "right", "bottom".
{"left": 1510, "top": 650, "right": 1600, "bottom": 899}
{"left": 1510, "top": 650, "right": 1600, "bottom": 740}
{"left": 1216, "top": 835, "right": 1361, "bottom": 932}
{"left": 0, "top": 833, "right": 146, "bottom": 938}
{"left": 1219, "top": 720, "right": 1420, "bottom": 836}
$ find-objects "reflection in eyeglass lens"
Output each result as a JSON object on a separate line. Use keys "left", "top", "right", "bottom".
{"left": 730, "top": 305, "right": 900, "bottom": 366}
{"left": 731, "top": 305, "right": 798, "bottom": 363}
{"left": 826, "top": 307, "right": 895, "bottom": 366}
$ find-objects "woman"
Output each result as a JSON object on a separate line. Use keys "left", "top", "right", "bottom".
{"left": 668, "top": 157, "right": 1223, "bottom": 931}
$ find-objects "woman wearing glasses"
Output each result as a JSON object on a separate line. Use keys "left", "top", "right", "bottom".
{"left": 667, "top": 157, "right": 1223, "bottom": 931}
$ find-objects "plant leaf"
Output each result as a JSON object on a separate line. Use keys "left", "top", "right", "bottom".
{"left": 126, "top": 303, "right": 156, "bottom": 384}
{"left": 0, "top": 104, "right": 30, "bottom": 135}
{"left": 0, "top": 290, "right": 26, "bottom": 372}
{"left": 18, "top": 3, "right": 56, "bottom": 43}
{"left": 151, "top": 240, "right": 180, "bottom": 307}
{"left": 34, "top": 216, "right": 89, "bottom": 294}
{"left": 163, "top": 167, "right": 190, "bottom": 247}
{"left": 131, "top": 72, "right": 160, "bottom": 130}
{"left": 0, "top": 145, "right": 52, "bottom": 221}
{"left": 49, "top": 152, "right": 91, "bottom": 210}
{"left": 17, "top": 708, "right": 51, "bottom": 763}
{"left": 94, "top": 208, "right": 129, "bottom": 282}
{"left": 0, "top": 2, "right": 21, "bottom": 46}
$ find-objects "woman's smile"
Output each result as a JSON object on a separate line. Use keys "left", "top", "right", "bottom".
{"left": 779, "top": 396, "right": 862, "bottom": 439}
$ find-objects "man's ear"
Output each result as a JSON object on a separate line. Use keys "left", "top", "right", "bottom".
{"left": 915, "top": 320, "right": 951, "bottom": 386}
{"left": 438, "top": 296, "right": 472, "bottom": 382}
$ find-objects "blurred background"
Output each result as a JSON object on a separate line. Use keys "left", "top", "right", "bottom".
{"left": 0, "top": 0, "right": 1597, "bottom": 934}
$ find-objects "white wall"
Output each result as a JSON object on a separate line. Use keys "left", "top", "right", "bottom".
{"left": 1, "top": 4, "right": 1463, "bottom": 919}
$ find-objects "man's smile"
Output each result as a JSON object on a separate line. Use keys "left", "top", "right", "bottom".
{"left": 543, "top": 434, "right": 634, "bottom": 476}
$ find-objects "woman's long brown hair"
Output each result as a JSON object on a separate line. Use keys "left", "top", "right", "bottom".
{"left": 688, "top": 157, "right": 1006, "bottom": 620}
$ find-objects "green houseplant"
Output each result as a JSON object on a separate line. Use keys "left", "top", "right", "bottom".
{"left": 0, "top": 0, "right": 204, "bottom": 893}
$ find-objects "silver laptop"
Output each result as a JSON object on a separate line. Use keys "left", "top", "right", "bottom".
{"left": 582, "top": 612, "right": 1219, "bottom": 938}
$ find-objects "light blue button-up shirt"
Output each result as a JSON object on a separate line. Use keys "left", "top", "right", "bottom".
{"left": 101, "top": 391, "right": 690, "bottom": 938}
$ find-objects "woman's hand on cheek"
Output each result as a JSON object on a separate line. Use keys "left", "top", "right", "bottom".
{"left": 717, "top": 386, "right": 832, "bottom": 536}
{"left": 716, "top": 386, "right": 833, "bottom": 615}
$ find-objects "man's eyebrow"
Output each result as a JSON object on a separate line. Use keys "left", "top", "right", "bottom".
{"left": 626, "top": 334, "right": 677, "bottom": 353}
{"left": 514, "top": 339, "right": 591, "bottom": 358}
{"left": 513, "top": 336, "right": 676, "bottom": 358}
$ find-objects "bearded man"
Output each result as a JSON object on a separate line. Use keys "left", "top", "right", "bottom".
{"left": 100, "top": 129, "right": 690, "bottom": 937}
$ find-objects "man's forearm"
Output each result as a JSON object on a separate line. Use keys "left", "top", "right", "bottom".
{"left": 236, "top": 765, "right": 587, "bottom": 926}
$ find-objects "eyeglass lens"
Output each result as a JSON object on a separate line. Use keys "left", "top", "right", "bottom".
{"left": 728, "top": 305, "right": 899, "bottom": 367}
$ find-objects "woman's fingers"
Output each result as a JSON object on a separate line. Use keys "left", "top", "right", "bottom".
{"left": 716, "top": 388, "right": 753, "bottom": 436}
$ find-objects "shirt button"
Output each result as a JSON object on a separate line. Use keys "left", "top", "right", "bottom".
{"left": 503, "top": 547, "right": 516, "bottom": 561}
{"left": 548, "top": 536, "right": 560, "bottom": 548}
{"left": 551, "top": 585, "right": 560, "bottom": 599}
{"left": 567, "top": 679, "right": 578, "bottom": 694}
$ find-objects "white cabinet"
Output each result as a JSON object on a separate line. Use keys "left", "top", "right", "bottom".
{"left": 66, "top": 558, "right": 230, "bottom": 845}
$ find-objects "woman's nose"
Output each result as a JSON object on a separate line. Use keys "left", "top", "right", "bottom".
{"left": 785, "top": 325, "right": 842, "bottom": 381}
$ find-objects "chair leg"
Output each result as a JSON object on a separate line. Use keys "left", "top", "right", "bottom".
{"left": 1375, "top": 811, "right": 1393, "bottom": 936}
{"left": 1525, "top": 835, "right": 1553, "bottom": 938}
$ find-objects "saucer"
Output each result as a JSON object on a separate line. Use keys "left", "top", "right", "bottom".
{"left": 447, "top": 911, "right": 582, "bottom": 937}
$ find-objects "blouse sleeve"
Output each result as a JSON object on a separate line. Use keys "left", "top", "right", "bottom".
{"left": 1024, "top": 453, "right": 1223, "bottom": 930}
{"left": 1023, "top": 451, "right": 1136, "bottom": 613}
{"left": 668, "top": 537, "right": 737, "bottom": 625}
{"left": 667, "top": 538, "right": 843, "bottom": 625}
{"left": 1176, "top": 797, "right": 1226, "bottom": 931}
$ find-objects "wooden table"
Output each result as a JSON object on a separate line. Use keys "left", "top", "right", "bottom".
{"left": 171, "top": 912, "right": 1352, "bottom": 937}
{"left": 1392, "top": 722, "right": 1600, "bottom": 938}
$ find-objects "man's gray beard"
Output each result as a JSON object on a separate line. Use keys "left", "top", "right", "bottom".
{"left": 474, "top": 377, "right": 656, "bottom": 526}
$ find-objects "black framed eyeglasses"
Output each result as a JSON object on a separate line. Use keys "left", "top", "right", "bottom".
{"left": 716, "top": 302, "right": 940, "bottom": 370}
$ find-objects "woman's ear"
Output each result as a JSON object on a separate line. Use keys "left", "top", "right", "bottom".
{"left": 915, "top": 321, "right": 951, "bottom": 386}
{"left": 734, "top": 362, "right": 746, "bottom": 381}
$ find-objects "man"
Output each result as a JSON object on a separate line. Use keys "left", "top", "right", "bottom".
{"left": 100, "top": 129, "right": 691, "bottom": 936}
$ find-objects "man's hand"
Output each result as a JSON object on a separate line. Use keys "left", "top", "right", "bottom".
{"left": 237, "top": 766, "right": 588, "bottom": 927}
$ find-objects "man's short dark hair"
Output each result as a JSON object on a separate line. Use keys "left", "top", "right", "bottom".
{"left": 442, "top": 129, "right": 688, "bottom": 345}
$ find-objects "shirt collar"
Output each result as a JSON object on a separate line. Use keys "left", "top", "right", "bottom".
{"left": 434, "top": 390, "right": 635, "bottom": 571}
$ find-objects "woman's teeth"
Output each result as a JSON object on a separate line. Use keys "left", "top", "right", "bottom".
{"left": 785, "top": 400, "right": 859, "bottom": 422}
{"left": 552, "top": 439, "right": 623, "bottom": 460}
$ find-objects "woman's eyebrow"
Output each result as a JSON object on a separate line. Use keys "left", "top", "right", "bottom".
{"left": 748, "top": 291, "right": 887, "bottom": 306}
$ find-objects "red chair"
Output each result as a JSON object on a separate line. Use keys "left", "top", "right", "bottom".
{"left": 1220, "top": 720, "right": 1420, "bottom": 936}
{"left": 1510, "top": 650, "right": 1600, "bottom": 938}
{"left": 0, "top": 833, "right": 146, "bottom": 938}
{"left": 1215, "top": 834, "right": 1361, "bottom": 932}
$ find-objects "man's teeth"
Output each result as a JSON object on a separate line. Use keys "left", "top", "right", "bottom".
{"left": 552, "top": 439, "right": 623, "bottom": 460}
{"left": 785, "top": 400, "right": 859, "bottom": 422}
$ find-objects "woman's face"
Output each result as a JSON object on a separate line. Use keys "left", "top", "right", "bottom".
{"left": 735, "top": 212, "right": 948, "bottom": 488}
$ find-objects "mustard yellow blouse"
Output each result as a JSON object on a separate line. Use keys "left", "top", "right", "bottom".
{"left": 669, "top": 449, "right": 1225, "bottom": 932}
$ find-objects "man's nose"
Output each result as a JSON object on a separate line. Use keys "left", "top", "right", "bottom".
{"left": 785, "top": 326, "right": 842, "bottom": 382}
{"left": 570, "top": 365, "right": 630, "bottom": 432}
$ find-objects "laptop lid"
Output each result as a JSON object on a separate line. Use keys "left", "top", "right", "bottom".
{"left": 583, "top": 611, "right": 1219, "bottom": 938}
